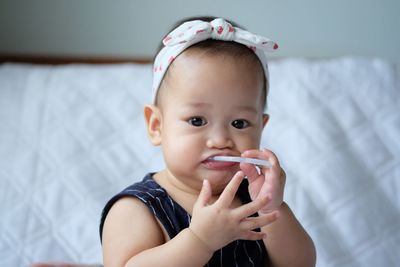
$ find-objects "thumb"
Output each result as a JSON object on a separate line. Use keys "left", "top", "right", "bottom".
{"left": 196, "top": 179, "right": 212, "bottom": 207}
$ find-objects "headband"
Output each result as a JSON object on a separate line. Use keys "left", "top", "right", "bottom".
{"left": 152, "top": 18, "right": 278, "bottom": 104}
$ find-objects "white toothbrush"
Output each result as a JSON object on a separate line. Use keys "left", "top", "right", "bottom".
{"left": 210, "top": 156, "right": 271, "bottom": 168}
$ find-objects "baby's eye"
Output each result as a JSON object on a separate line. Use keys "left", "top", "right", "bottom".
{"left": 231, "top": 119, "right": 249, "bottom": 129}
{"left": 188, "top": 117, "right": 207, "bottom": 127}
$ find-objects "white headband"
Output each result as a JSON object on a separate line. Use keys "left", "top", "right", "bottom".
{"left": 152, "top": 18, "right": 278, "bottom": 104}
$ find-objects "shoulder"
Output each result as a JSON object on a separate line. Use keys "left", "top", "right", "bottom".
{"left": 99, "top": 174, "right": 164, "bottom": 237}
{"left": 102, "top": 197, "right": 165, "bottom": 266}
{"left": 100, "top": 174, "right": 167, "bottom": 266}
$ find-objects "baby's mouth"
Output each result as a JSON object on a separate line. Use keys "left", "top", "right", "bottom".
{"left": 202, "top": 156, "right": 238, "bottom": 170}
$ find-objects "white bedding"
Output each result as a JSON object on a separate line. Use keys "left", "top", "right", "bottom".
{"left": 0, "top": 58, "right": 399, "bottom": 267}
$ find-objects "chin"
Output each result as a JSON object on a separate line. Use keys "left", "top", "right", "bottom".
{"left": 206, "top": 172, "right": 236, "bottom": 191}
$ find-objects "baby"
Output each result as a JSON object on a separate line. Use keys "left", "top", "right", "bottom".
{"left": 100, "top": 16, "right": 316, "bottom": 267}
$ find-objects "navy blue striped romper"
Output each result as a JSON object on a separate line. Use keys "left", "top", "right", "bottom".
{"left": 100, "top": 173, "right": 269, "bottom": 267}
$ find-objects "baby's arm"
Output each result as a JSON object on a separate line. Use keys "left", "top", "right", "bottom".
{"left": 102, "top": 172, "right": 277, "bottom": 267}
{"left": 241, "top": 149, "right": 316, "bottom": 267}
{"left": 102, "top": 197, "right": 212, "bottom": 267}
{"left": 261, "top": 202, "right": 316, "bottom": 267}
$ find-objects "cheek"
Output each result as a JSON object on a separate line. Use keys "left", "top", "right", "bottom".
{"left": 162, "top": 128, "right": 202, "bottom": 164}
{"left": 235, "top": 125, "right": 264, "bottom": 149}
{"left": 236, "top": 136, "right": 262, "bottom": 151}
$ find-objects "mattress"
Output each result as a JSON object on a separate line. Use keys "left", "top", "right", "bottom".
{"left": 0, "top": 57, "right": 399, "bottom": 266}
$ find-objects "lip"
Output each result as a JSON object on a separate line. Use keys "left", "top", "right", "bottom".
{"left": 202, "top": 160, "right": 238, "bottom": 170}
{"left": 202, "top": 153, "right": 240, "bottom": 170}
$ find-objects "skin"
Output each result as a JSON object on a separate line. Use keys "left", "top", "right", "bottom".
{"left": 29, "top": 264, "right": 98, "bottom": 267}
{"left": 100, "top": 50, "right": 316, "bottom": 267}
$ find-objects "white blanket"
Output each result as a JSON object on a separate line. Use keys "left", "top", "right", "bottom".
{"left": 0, "top": 58, "right": 399, "bottom": 267}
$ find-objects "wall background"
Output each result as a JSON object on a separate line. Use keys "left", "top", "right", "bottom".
{"left": 0, "top": 0, "right": 399, "bottom": 64}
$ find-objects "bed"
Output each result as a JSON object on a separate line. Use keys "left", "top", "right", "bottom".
{"left": 0, "top": 56, "right": 399, "bottom": 267}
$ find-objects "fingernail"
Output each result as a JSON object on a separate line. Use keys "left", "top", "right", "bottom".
{"left": 242, "top": 150, "right": 251, "bottom": 155}
{"left": 274, "top": 211, "right": 280, "bottom": 219}
{"left": 262, "top": 233, "right": 267, "bottom": 239}
{"left": 263, "top": 194, "right": 271, "bottom": 201}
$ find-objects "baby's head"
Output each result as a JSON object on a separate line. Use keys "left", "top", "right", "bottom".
{"left": 145, "top": 16, "right": 277, "bottom": 190}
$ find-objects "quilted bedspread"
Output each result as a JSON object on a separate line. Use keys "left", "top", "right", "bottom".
{"left": 0, "top": 58, "right": 399, "bottom": 267}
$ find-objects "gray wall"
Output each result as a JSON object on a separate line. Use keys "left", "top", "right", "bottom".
{"left": 1, "top": 0, "right": 399, "bottom": 63}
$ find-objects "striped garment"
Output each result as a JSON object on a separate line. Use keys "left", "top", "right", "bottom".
{"left": 100, "top": 173, "right": 269, "bottom": 267}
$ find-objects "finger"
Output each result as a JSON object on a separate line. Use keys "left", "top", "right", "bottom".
{"left": 239, "top": 162, "right": 261, "bottom": 182}
{"left": 258, "top": 167, "right": 285, "bottom": 200}
{"left": 240, "top": 149, "right": 279, "bottom": 183}
{"left": 244, "top": 149, "right": 284, "bottom": 189}
{"left": 238, "top": 230, "right": 267, "bottom": 241}
{"left": 217, "top": 171, "right": 244, "bottom": 206}
{"left": 196, "top": 179, "right": 212, "bottom": 207}
{"left": 240, "top": 211, "right": 280, "bottom": 230}
{"left": 242, "top": 149, "right": 280, "bottom": 167}
{"left": 234, "top": 195, "right": 271, "bottom": 218}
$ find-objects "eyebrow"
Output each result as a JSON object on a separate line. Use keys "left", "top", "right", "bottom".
{"left": 184, "top": 102, "right": 212, "bottom": 108}
{"left": 233, "top": 105, "right": 258, "bottom": 114}
{"left": 184, "top": 102, "right": 258, "bottom": 114}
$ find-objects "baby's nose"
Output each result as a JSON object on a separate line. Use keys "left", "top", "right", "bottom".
{"left": 206, "top": 126, "right": 234, "bottom": 149}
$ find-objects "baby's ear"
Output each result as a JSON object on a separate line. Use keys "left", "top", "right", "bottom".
{"left": 262, "top": 114, "right": 269, "bottom": 128}
{"left": 144, "top": 104, "right": 162, "bottom": 146}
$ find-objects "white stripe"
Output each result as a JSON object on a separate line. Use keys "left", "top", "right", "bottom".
{"left": 256, "top": 240, "right": 263, "bottom": 257}
{"left": 167, "top": 195, "right": 175, "bottom": 213}
{"left": 220, "top": 248, "right": 223, "bottom": 266}
{"left": 145, "top": 191, "right": 156, "bottom": 198}
{"left": 130, "top": 193, "right": 157, "bottom": 214}
{"left": 156, "top": 197, "right": 175, "bottom": 230}
{"left": 125, "top": 189, "right": 144, "bottom": 193}
{"left": 143, "top": 180, "right": 166, "bottom": 191}
{"left": 154, "top": 188, "right": 166, "bottom": 193}
{"left": 133, "top": 194, "right": 147, "bottom": 203}
{"left": 234, "top": 241, "right": 239, "bottom": 267}
{"left": 243, "top": 243, "right": 254, "bottom": 267}
{"left": 125, "top": 189, "right": 156, "bottom": 198}
{"left": 127, "top": 187, "right": 165, "bottom": 197}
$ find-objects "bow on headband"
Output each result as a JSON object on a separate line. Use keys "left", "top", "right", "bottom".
{"left": 152, "top": 18, "right": 278, "bottom": 104}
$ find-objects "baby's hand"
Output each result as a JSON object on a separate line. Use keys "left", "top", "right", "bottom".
{"left": 189, "top": 171, "right": 279, "bottom": 252}
{"left": 240, "top": 149, "right": 286, "bottom": 214}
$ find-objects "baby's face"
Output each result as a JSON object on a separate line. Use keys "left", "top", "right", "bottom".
{"left": 157, "top": 51, "right": 267, "bottom": 194}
